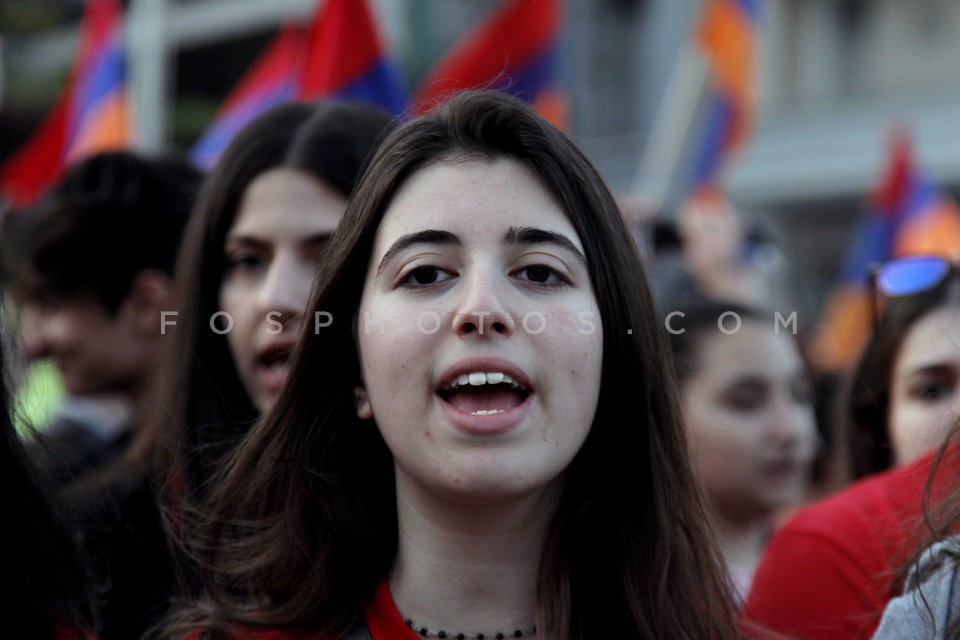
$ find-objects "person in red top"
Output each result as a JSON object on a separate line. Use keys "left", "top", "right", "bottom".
{"left": 744, "top": 254, "right": 960, "bottom": 640}
{"left": 744, "top": 447, "right": 958, "bottom": 639}
{"left": 160, "top": 91, "right": 742, "bottom": 640}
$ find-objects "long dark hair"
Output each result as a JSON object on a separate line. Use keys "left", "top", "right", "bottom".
{"left": 136, "top": 100, "right": 395, "bottom": 495}
{"left": 2, "top": 307, "right": 97, "bottom": 637}
{"left": 847, "top": 273, "right": 960, "bottom": 480}
{"left": 172, "top": 91, "right": 738, "bottom": 639}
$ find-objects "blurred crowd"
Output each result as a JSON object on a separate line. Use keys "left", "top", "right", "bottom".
{"left": 4, "top": 85, "right": 960, "bottom": 640}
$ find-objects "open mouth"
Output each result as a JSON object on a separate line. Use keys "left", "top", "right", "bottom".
{"left": 256, "top": 345, "right": 293, "bottom": 385}
{"left": 438, "top": 371, "right": 531, "bottom": 416}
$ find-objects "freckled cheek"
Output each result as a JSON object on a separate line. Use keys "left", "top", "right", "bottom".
{"left": 359, "top": 303, "right": 441, "bottom": 342}
{"left": 535, "top": 310, "right": 603, "bottom": 443}
{"left": 360, "top": 334, "right": 409, "bottom": 377}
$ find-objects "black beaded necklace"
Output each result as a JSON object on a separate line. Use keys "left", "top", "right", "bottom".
{"left": 402, "top": 617, "right": 537, "bottom": 639}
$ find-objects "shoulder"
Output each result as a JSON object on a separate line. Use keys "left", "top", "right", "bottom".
{"left": 775, "top": 453, "right": 935, "bottom": 542}
{"left": 743, "top": 457, "right": 940, "bottom": 638}
{"left": 872, "top": 536, "right": 960, "bottom": 639}
{"left": 752, "top": 454, "right": 939, "bottom": 583}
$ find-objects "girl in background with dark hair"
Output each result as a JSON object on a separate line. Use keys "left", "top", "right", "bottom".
{"left": 666, "top": 298, "right": 818, "bottom": 601}
{"left": 745, "top": 257, "right": 960, "bottom": 640}
{"left": 845, "top": 265, "right": 960, "bottom": 480}
{"left": 131, "top": 100, "right": 396, "bottom": 499}
{"left": 72, "top": 101, "right": 395, "bottom": 640}
{"left": 166, "top": 90, "right": 741, "bottom": 640}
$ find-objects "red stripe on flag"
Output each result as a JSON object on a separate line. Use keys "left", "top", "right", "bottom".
{"left": 300, "top": 0, "right": 384, "bottom": 98}
{"left": 412, "top": 0, "right": 561, "bottom": 114}
{"left": 221, "top": 26, "right": 305, "bottom": 115}
{"left": 1, "top": 0, "right": 131, "bottom": 206}
{"left": 0, "top": 93, "right": 70, "bottom": 207}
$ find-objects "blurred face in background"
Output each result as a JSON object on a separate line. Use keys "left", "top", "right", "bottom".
{"left": 218, "top": 168, "right": 346, "bottom": 413}
{"left": 888, "top": 305, "right": 960, "bottom": 466}
{"left": 681, "top": 319, "right": 817, "bottom": 524}
{"left": 19, "top": 291, "right": 155, "bottom": 396}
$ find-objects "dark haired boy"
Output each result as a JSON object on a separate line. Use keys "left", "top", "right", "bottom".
{"left": 3, "top": 151, "right": 203, "bottom": 639}
{"left": 5, "top": 151, "right": 201, "bottom": 483}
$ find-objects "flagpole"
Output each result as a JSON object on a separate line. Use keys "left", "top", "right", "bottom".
{"left": 630, "top": 0, "right": 708, "bottom": 214}
{"left": 129, "top": 0, "right": 169, "bottom": 152}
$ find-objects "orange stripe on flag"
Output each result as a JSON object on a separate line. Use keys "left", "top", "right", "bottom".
{"left": 810, "top": 285, "right": 874, "bottom": 372}
{"left": 66, "top": 93, "right": 131, "bottom": 163}
{"left": 892, "top": 200, "right": 960, "bottom": 257}
{"left": 532, "top": 89, "right": 568, "bottom": 131}
{"left": 697, "top": 1, "right": 754, "bottom": 101}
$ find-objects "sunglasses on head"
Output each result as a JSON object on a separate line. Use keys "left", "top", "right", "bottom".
{"left": 868, "top": 255, "right": 957, "bottom": 328}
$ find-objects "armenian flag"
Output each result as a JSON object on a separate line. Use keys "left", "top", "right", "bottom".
{"left": 411, "top": 0, "right": 567, "bottom": 129}
{"left": 688, "top": 0, "right": 759, "bottom": 193}
{"left": 299, "top": 0, "right": 408, "bottom": 114}
{"left": 192, "top": 0, "right": 407, "bottom": 168}
{"left": 812, "top": 128, "right": 960, "bottom": 370}
{"left": 191, "top": 26, "right": 306, "bottom": 169}
{"left": 1, "top": 0, "right": 131, "bottom": 206}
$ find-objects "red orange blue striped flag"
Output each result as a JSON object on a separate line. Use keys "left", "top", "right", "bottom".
{"left": 1, "top": 0, "right": 132, "bottom": 206}
{"left": 191, "top": 0, "right": 408, "bottom": 169}
{"left": 688, "top": 0, "right": 758, "bottom": 193}
{"left": 411, "top": 0, "right": 567, "bottom": 130}
{"left": 812, "top": 128, "right": 960, "bottom": 370}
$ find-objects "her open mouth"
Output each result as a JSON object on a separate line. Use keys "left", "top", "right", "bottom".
{"left": 438, "top": 371, "right": 531, "bottom": 416}
{"left": 256, "top": 345, "right": 293, "bottom": 388}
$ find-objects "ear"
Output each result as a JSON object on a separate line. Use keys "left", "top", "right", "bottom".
{"left": 121, "top": 270, "right": 176, "bottom": 337}
{"left": 354, "top": 385, "right": 373, "bottom": 420}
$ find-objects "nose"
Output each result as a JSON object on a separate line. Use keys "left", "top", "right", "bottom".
{"left": 450, "top": 265, "right": 515, "bottom": 338}
{"left": 767, "top": 395, "right": 815, "bottom": 451}
{"left": 257, "top": 251, "right": 315, "bottom": 329}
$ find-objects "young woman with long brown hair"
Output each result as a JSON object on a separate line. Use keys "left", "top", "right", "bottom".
{"left": 168, "top": 90, "right": 741, "bottom": 640}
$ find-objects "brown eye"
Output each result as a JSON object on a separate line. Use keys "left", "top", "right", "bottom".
{"left": 525, "top": 265, "right": 552, "bottom": 283}
{"left": 914, "top": 381, "right": 951, "bottom": 401}
{"left": 721, "top": 379, "right": 768, "bottom": 412}
{"left": 399, "top": 265, "right": 454, "bottom": 289}
{"left": 225, "top": 251, "right": 265, "bottom": 272}
{"left": 413, "top": 267, "right": 440, "bottom": 284}
{"left": 514, "top": 264, "right": 570, "bottom": 287}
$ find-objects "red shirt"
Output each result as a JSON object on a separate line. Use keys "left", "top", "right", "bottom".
{"left": 364, "top": 579, "right": 419, "bottom": 640}
{"left": 743, "top": 451, "right": 956, "bottom": 640}
{"left": 182, "top": 580, "right": 419, "bottom": 640}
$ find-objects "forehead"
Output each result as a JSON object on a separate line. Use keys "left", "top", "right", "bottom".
{"left": 229, "top": 168, "right": 346, "bottom": 238}
{"left": 895, "top": 306, "right": 960, "bottom": 371}
{"left": 693, "top": 320, "right": 803, "bottom": 380}
{"left": 372, "top": 156, "right": 583, "bottom": 251}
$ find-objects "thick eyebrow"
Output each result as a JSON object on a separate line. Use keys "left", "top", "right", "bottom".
{"left": 504, "top": 226, "right": 587, "bottom": 268}
{"left": 377, "top": 229, "right": 461, "bottom": 275}
{"left": 904, "top": 363, "right": 956, "bottom": 379}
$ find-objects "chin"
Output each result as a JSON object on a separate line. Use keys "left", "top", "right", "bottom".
{"left": 434, "top": 465, "right": 563, "bottom": 505}
{"left": 254, "top": 395, "right": 276, "bottom": 415}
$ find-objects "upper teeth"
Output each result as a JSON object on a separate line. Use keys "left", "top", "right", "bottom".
{"left": 449, "top": 371, "right": 522, "bottom": 390}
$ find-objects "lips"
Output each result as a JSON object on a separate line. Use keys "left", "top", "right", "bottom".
{"left": 435, "top": 360, "right": 533, "bottom": 434}
{"left": 254, "top": 342, "right": 295, "bottom": 392}
{"left": 761, "top": 458, "right": 806, "bottom": 481}
{"left": 440, "top": 371, "right": 530, "bottom": 415}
